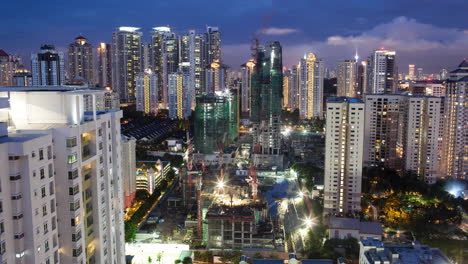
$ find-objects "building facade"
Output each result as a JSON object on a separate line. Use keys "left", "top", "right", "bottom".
{"left": 112, "top": 27, "right": 143, "bottom": 101}
{"left": 324, "top": 97, "right": 365, "bottom": 214}
{"left": 240, "top": 60, "right": 255, "bottom": 117}
{"left": 168, "top": 69, "right": 191, "bottom": 120}
{"left": 337, "top": 60, "right": 357, "bottom": 97}
{"left": 97, "top": 43, "right": 112, "bottom": 88}
{"left": 368, "top": 49, "right": 397, "bottom": 94}
{"left": 68, "top": 36, "right": 95, "bottom": 85}
{"left": 299, "top": 53, "right": 324, "bottom": 119}
{"left": 135, "top": 70, "right": 158, "bottom": 115}
{"left": 121, "top": 136, "right": 136, "bottom": 209}
{"left": 31, "top": 45, "right": 65, "bottom": 86}
{"left": 0, "top": 86, "right": 126, "bottom": 264}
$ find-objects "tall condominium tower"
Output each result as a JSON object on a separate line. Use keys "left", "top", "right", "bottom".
{"left": 324, "top": 97, "right": 365, "bottom": 214}
{"left": 0, "top": 49, "right": 21, "bottom": 86}
{"left": 188, "top": 30, "right": 207, "bottom": 99}
{"left": 408, "top": 64, "right": 415, "bottom": 79}
{"left": 97, "top": 43, "right": 112, "bottom": 88}
{"left": 283, "top": 69, "right": 290, "bottom": 108}
{"left": 168, "top": 66, "right": 192, "bottom": 120}
{"left": 205, "top": 59, "right": 227, "bottom": 94}
{"left": 31, "top": 45, "right": 65, "bottom": 86}
{"left": 337, "top": 59, "right": 357, "bottom": 97}
{"left": 240, "top": 59, "right": 255, "bottom": 117}
{"left": 440, "top": 60, "right": 468, "bottom": 179}
{"left": 0, "top": 86, "right": 125, "bottom": 264}
{"left": 194, "top": 91, "right": 238, "bottom": 154}
{"left": 135, "top": 70, "right": 158, "bottom": 115}
{"left": 299, "top": 53, "right": 324, "bottom": 119}
{"left": 289, "top": 65, "right": 300, "bottom": 110}
{"left": 13, "top": 66, "right": 33, "bottom": 86}
{"left": 251, "top": 42, "right": 283, "bottom": 161}
{"left": 357, "top": 61, "right": 368, "bottom": 98}
{"left": 121, "top": 136, "right": 136, "bottom": 209}
{"left": 368, "top": 49, "right": 397, "bottom": 94}
{"left": 205, "top": 26, "right": 221, "bottom": 64}
{"left": 111, "top": 27, "right": 143, "bottom": 101}
{"left": 68, "top": 36, "right": 95, "bottom": 84}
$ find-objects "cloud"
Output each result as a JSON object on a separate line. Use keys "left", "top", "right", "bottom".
{"left": 260, "top": 27, "right": 300, "bottom": 36}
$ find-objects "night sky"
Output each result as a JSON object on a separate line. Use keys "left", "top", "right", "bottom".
{"left": 2, "top": 0, "right": 468, "bottom": 72}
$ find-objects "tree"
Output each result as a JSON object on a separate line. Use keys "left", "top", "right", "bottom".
{"left": 148, "top": 256, "right": 152, "bottom": 263}
{"left": 182, "top": 257, "right": 192, "bottom": 264}
{"left": 135, "top": 189, "right": 150, "bottom": 201}
{"left": 253, "top": 252, "right": 264, "bottom": 259}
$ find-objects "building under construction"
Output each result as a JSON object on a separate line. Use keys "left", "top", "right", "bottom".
{"left": 194, "top": 90, "right": 238, "bottom": 154}
{"left": 250, "top": 41, "right": 284, "bottom": 168}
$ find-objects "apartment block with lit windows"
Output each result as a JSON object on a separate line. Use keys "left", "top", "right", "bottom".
{"left": 0, "top": 86, "right": 125, "bottom": 264}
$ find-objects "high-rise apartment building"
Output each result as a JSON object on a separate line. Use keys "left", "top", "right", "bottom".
{"left": 112, "top": 27, "right": 143, "bottom": 101}
{"left": 0, "top": 49, "right": 21, "bottom": 86}
{"left": 337, "top": 60, "right": 357, "bottom": 97}
{"left": 13, "top": 66, "right": 32, "bottom": 86}
{"left": 121, "top": 136, "right": 136, "bottom": 209}
{"left": 408, "top": 64, "right": 415, "bottom": 79}
{"left": 367, "top": 49, "right": 397, "bottom": 94}
{"left": 205, "top": 60, "right": 227, "bottom": 94}
{"left": 31, "top": 45, "right": 65, "bottom": 86}
{"left": 299, "top": 53, "right": 324, "bottom": 119}
{"left": 205, "top": 26, "right": 221, "bottom": 64}
{"left": 135, "top": 70, "right": 158, "bottom": 115}
{"left": 283, "top": 69, "right": 290, "bottom": 108}
{"left": 240, "top": 59, "right": 255, "bottom": 116}
{"left": 97, "top": 43, "right": 112, "bottom": 88}
{"left": 0, "top": 86, "right": 125, "bottom": 264}
{"left": 440, "top": 60, "right": 468, "bottom": 180}
{"left": 357, "top": 61, "right": 368, "bottom": 98}
{"left": 251, "top": 42, "right": 283, "bottom": 164}
{"left": 188, "top": 30, "right": 206, "bottom": 99}
{"left": 289, "top": 65, "right": 300, "bottom": 110}
{"left": 324, "top": 97, "right": 365, "bottom": 214}
{"left": 68, "top": 36, "right": 95, "bottom": 85}
{"left": 168, "top": 67, "right": 191, "bottom": 120}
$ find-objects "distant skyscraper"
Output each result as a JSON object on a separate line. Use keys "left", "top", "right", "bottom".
{"left": 368, "top": 49, "right": 397, "bottom": 94}
{"left": 440, "top": 60, "right": 468, "bottom": 180}
{"left": 240, "top": 59, "right": 255, "bottom": 116}
{"left": 205, "top": 59, "right": 227, "bottom": 94}
{"left": 112, "top": 27, "right": 143, "bottom": 101}
{"left": 188, "top": 30, "right": 206, "bottom": 98}
{"left": 337, "top": 59, "right": 357, "bottom": 97}
{"left": 440, "top": 68, "right": 448, "bottom": 80}
{"left": 168, "top": 66, "right": 191, "bottom": 120}
{"left": 205, "top": 26, "right": 221, "bottom": 64}
{"left": 97, "top": 43, "right": 112, "bottom": 88}
{"left": 417, "top": 67, "right": 424, "bottom": 80}
{"left": 357, "top": 61, "right": 368, "bottom": 98}
{"left": 121, "top": 136, "right": 137, "bottom": 209}
{"left": 142, "top": 43, "right": 152, "bottom": 71}
{"left": 283, "top": 69, "right": 291, "bottom": 108}
{"left": 299, "top": 53, "right": 324, "bottom": 119}
{"left": 251, "top": 42, "right": 283, "bottom": 158}
{"left": 31, "top": 45, "right": 65, "bottom": 86}
{"left": 408, "top": 64, "right": 415, "bottom": 79}
{"left": 68, "top": 36, "right": 95, "bottom": 84}
{"left": 135, "top": 70, "right": 158, "bottom": 115}
{"left": 0, "top": 49, "right": 21, "bottom": 86}
{"left": 324, "top": 97, "right": 365, "bottom": 214}
{"left": 12, "top": 66, "right": 32, "bottom": 86}
{"left": 289, "top": 65, "right": 300, "bottom": 110}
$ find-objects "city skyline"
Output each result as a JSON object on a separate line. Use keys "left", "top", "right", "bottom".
{"left": 2, "top": 0, "right": 468, "bottom": 72}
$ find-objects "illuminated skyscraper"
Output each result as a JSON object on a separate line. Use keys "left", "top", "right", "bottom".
{"left": 324, "top": 97, "right": 365, "bottom": 214}
{"left": 31, "top": 45, "right": 65, "bottom": 86}
{"left": 440, "top": 60, "right": 468, "bottom": 179}
{"left": 251, "top": 41, "right": 283, "bottom": 161}
{"left": 135, "top": 70, "right": 158, "bottom": 115}
{"left": 289, "top": 65, "right": 300, "bottom": 110}
{"left": 368, "top": 49, "right": 397, "bottom": 94}
{"left": 408, "top": 64, "right": 415, "bottom": 79}
{"left": 12, "top": 66, "right": 32, "bottom": 86}
{"left": 299, "top": 53, "right": 324, "bottom": 119}
{"left": 240, "top": 59, "right": 255, "bottom": 116}
{"left": 97, "top": 43, "right": 112, "bottom": 88}
{"left": 205, "top": 26, "right": 221, "bottom": 64}
{"left": 205, "top": 59, "right": 227, "bottom": 94}
{"left": 168, "top": 65, "right": 192, "bottom": 120}
{"left": 337, "top": 59, "right": 357, "bottom": 97}
{"left": 357, "top": 61, "right": 368, "bottom": 98}
{"left": 111, "top": 27, "right": 143, "bottom": 101}
{"left": 68, "top": 36, "right": 95, "bottom": 84}
{"left": 0, "top": 49, "right": 21, "bottom": 86}
{"left": 283, "top": 69, "right": 290, "bottom": 108}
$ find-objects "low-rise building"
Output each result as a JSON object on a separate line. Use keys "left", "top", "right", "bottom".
{"left": 328, "top": 217, "right": 383, "bottom": 240}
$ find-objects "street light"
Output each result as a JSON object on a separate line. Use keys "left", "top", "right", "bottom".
{"left": 217, "top": 180, "right": 225, "bottom": 189}
{"left": 305, "top": 218, "right": 314, "bottom": 228}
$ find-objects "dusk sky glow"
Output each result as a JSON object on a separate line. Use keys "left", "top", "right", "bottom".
{"left": 3, "top": 0, "right": 468, "bottom": 71}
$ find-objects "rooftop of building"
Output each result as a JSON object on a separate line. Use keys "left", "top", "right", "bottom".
{"left": 328, "top": 217, "right": 383, "bottom": 235}
{"left": 251, "top": 260, "right": 333, "bottom": 264}
{"left": 0, "top": 86, "right": 108, "bottom": 94}
{"left": 326, "top": 97, "right": 363, "bottom": 104}
{"left": 206, "top": 204, "right": 255, "bottom": 219}
{"left": 0, "top": 132, "right": 48, "bottom": 144}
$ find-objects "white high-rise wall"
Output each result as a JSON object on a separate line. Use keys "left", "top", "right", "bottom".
{"left": 135, "top": 71, "right": 158, "bottom": 115}
{"left": 368, "top": 50, "right": 397, "bottom": 94}
{"left": 0, "top": 86, "right": 125, "bottom": 264}
{"left": 324, "top": 97, "right": 365, "bottom": 214}
{"left": 299, "top": 53, "right": 324, "bottom": 119}
{"left": 337, "top": 60, "right": 357, "bottom": 97}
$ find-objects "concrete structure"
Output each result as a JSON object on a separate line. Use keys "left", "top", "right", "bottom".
{"left": 135, "top": 70, "right": 158, "bottom": 115}
{"left": 289, "top": 65, "right": 300, "bottom": 110}
{"left": 0, "top": 86, "right": 125, "bottom": 264}
{"left": 0, "top": 49, "right": 21, "bottom": 86}
{"left": 357, "top": 61, "right": 368, "bottom": 98}
{"left": 168, "top": 67, "right": 192, "bottom": 120}
{"left": 368, "top": 49, "right": 397, "bottom": 94}
{"left": 97, "top": 43, "right": 112, "bottom": 88}
{"left": 104, "top": 91, "right": 120, "bottom": 110}
{"left": 121, "top": 136, "right": 136, "bottom": 209}
{"left": 409, "top": 81, "right": 445, "bottom": 97}
{"left": 359, "top": 239, "right": 452, "bottom": 264}
{"left": 328, "top": 217, "right": 383, "bottom": 240}
{"left": 112, "top": 27, "right": 143, "bottom": 101}
{"left": 12, "top": 66, "right": 32, "bottom": 87}
{"left": 205, "top": 60, "right": 227, "bottom": 94}
{"left": 135, "top": 160, "right": 170, "bottom": 194}
{"left": 440, "top": 60, "right": 467, "bottom": 180}
{"left": 31, "top": 45, "right": 65, "bottom": 86}
{"left": 324, "top": 97, "right": 365, "bottom": 214}
{"left": 68, "top": 36, "right": 95, "bottom": 85}
{"left": 205, "top": 26, "right": 221, "bottom": 65}
{"left": 337, "top": 60, "right": 357, "bottom": 97}
{"left": 408, "top": 64, "right": 415, "bottom": 80}
{"left": 299, "top": 53, "right": 324, "bottom": 119}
